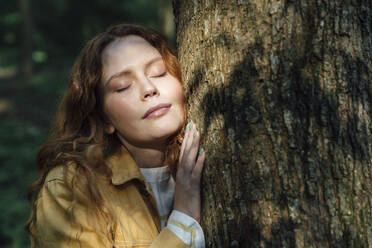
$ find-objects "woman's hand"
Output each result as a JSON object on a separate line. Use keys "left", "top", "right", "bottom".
{"left": 173, "top": 121, "right": 206, "bottom": 222}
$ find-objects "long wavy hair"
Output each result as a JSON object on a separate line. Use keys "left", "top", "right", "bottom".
{"left": 25, "top": 23, "right": 187, "bottom": 246}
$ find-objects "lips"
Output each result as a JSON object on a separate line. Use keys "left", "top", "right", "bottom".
{"left": 143, "top": 103, "right": 172, "bottom": 119}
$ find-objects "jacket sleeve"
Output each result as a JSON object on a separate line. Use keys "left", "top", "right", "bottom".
{"left": 166, "top": 210, "right": 205, "bottom": 248}
{"left": 33, "top": 178, "right": 190, "bottom": 248}
{"left": 150, "top": 227, "right": 189, "bottom": 248}
{"left": 33, "top": 179, "right": 112, "bottom": 248}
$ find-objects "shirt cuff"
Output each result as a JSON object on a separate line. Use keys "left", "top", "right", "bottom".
{"left": 166, "top": 210, "right": 205, "bottom": 248}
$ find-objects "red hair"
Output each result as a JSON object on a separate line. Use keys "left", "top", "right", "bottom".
{"left": 25, "top": 23, "right": 187, "bottom": 246}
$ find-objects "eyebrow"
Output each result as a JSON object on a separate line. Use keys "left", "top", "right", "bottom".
{"left": 104, "top": 56, "right": 163, "bottom": 87}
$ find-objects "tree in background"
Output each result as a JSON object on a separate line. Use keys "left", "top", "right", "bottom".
{"left": 173, "top": 0, "right": 371, "bottom": 247}
{"left": 19, "top": 0, "right": 33, "bottom": 77}
{"left": 158, "top": 0, "right": 176, "bottom": 43}
{"left": 0, "top": 0, "right": 173, "bottom": 77}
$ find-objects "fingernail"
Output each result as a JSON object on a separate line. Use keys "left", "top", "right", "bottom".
{"left": 186, "top": 121, "right": 193, "bottom": 131}
{"left": 199, "top": 147, "right": 204, "bottom": 155}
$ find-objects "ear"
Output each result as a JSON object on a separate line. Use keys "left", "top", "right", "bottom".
{"left": 104, "top": 123, "right": 115, "bottom": 134}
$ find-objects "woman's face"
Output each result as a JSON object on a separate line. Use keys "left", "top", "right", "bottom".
{"left": 101, "top": 35, "right": 185, "bottom": 148}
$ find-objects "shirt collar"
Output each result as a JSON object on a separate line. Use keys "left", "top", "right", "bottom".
{"left": 106, "top": 145, "right": 144, "bottom": 185}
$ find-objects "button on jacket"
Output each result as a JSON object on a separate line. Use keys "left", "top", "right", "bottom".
{"left": 31, "top": 146, "right": 189, "bottom": 248}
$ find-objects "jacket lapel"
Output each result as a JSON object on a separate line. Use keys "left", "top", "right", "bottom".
{"left": 106, "top": 146, "right": 143, "bottom": 186}
{"left": 105, "top": 146, "right": 162, "bottom": 232}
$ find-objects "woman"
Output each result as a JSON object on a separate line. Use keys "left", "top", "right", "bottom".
{"left": 25, "top": 23, "right": 206, "bottom": 248}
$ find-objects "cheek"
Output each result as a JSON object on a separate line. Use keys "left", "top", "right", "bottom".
{"left": 103, "top": 96, "right": 134, "bottom": 125}
{"left": 176, "top": 85, "right": 185, "bottom": 103}
{"left": 167, "top": 78, "right": 185, "bottom": 104}
{"left": 169, "top": 82, "right": 186, "bottom": 123}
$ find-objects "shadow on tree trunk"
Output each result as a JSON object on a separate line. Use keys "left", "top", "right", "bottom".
{"left": 183, "top": 26, "right": 370, "bottom": 248}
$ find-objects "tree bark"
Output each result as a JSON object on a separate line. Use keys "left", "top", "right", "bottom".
{"left": 173, "top": 1, "right": 371, "bottom": 247}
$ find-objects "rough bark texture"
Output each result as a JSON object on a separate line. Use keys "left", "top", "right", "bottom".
{"left": 173, "top": 1, "right": 371, "bottom": 247}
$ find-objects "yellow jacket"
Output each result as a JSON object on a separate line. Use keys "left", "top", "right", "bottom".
{"left": 31, "top": 146, "right": 189, "bottom": 248}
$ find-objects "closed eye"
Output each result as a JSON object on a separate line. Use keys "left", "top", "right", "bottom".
{"left": 116, "top": 86, "right": 130, "bottom": 92}
{"left": 152, "top": 71, "right": 167, "bottom": 78}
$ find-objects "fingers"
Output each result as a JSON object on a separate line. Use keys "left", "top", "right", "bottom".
{"left": 184, "top": 124, "right": 197, "bottom": 161}
{"left": 179, "top": 123, "right": 191, "bottom": 162}
{"left": 182, "top": 123, "right": 199, "bottom": 172}
{"left": 178, "top": 122, "right": 194, "bottom": 170}
{"left": 186, "top": 126, "right": 200, "bottom": 169}
{"left": 178, "top": 121, "right": 205, "bottom": 175}
{"left": 192, "top": 150, "right": 205, "bottom": 181}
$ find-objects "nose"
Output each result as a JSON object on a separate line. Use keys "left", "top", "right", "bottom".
{"left": 141, "top": 78, "right": 159, "bottom": 100}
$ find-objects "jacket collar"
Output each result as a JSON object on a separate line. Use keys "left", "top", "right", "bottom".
{"left": 106, "top": 146, "right": 144, "bottom": 185}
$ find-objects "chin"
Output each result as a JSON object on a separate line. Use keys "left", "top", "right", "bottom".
{"left": 151, "top": 118, "right": 183, "bottom": 140}
{"left": 157, "top": 125, "right": 181, "bottom": 140}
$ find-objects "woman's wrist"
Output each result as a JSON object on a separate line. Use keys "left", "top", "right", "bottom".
{"left": 173, "top": 206, "right": 200, "bottom": 223}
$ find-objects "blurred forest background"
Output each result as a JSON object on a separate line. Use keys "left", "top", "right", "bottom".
{"left": 0, "top": 0, "right": 175, "bottom": 247}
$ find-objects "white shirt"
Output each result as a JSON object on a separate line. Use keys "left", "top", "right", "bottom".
{"left": 140, "top": 166, "right": 205, "bottom": 248}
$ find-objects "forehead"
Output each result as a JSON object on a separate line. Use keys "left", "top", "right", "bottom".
{"left": 101, "top": 35, "right": 161, "bottom": 80}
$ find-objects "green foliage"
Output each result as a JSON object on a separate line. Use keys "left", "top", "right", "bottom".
{"left": 2, "top": 12, "right": 21, "bottom": 26}
{"left": 0, "top": 66, "right": 69, "bottom": 247}
{"left": 0, "top": 120, "right": 44, "bottom": 248}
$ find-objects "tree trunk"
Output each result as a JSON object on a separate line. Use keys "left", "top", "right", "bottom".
{"left": 158, "top": 0, "right": 176, "bottom": 42}
{"left": 172, "top": 1, "right": 371, "bottom": 247}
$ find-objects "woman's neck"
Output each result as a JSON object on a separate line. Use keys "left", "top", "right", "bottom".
{"left": 131, "top": 147, "right": 166, "bottom": 168}
{"left": 119, "top": 137, "right": 167, "bottom": 168}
